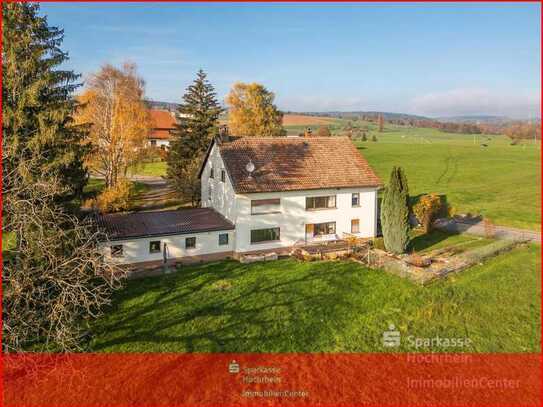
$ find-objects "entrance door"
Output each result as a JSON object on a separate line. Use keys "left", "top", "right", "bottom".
{"left": 305, "top": 224, "right": 314, "bottom": 242}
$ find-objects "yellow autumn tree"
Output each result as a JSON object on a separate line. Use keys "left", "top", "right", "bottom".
{"left": 76, "top": 63, "right": 151, "bottom": 188}
{"left": 225, "top": 82, "right": 284, "bottom": 137}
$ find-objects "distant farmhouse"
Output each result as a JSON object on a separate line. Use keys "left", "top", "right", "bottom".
{"left": 148, "top": 109, "right": 177, "bottom": 149}
{"left": 98, "top": 136, "right": 382, "bottom": 269}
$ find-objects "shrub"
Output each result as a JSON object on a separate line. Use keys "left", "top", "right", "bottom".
{"left": 95, "top": 180, "right": 134, "bottom": 213}
{"left": 371, "top": 134, "right": 378, "bottom": 142}
{"left": 413, "top": 193, "right": 442, "bottom": 233}
{"left": 361, "top": 132, "right": 367, "bottom": 141}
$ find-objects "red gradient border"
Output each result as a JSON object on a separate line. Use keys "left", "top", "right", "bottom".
{"left": 1, "top": 1, "right": 542, "bottom": 407}
{"left": 4, "top": 353, "right": 541, "bottom": 406}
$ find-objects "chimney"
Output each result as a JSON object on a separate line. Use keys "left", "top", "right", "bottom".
{"left": 219, "top": 125, "right": 230, "bottom": 142}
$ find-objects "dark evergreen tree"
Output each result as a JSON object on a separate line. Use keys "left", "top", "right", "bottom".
{"left": 362, "top": 132, "right": 368, "bottom": 142}
{"left": 2, "top": 3, "right": 88, "bottom": 200}
{"left": 167, "top": 70, "right": 222, "bottom": 205}
{"left": 380, "top": 166, "right": 410, "bottom": 254}
{"left": 372, "top": 134, "right": 378, "bottom": 142}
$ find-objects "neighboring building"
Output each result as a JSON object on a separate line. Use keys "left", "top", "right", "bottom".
{"left": 99, "top": 136, "right": 382, "bottom": 268}
{"left": 148, "top": 109, "right": 177, "bottom": 149}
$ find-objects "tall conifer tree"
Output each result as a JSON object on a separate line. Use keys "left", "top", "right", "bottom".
{"left": 380, "top": 166, "right": 410, "bottom": 254}
{"left": 167, "top": 70, "right": 222, "bottom": 205}
{"left": 2, "top": 3, "right": 88, "bottom": 199}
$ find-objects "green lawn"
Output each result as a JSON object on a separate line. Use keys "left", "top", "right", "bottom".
{"left": 90, "top": 241, "right": 540, "bottom": 353}
{"left": 357, "top": 126, "right": 540, "bottom": 230}
{"left": 128, "top": 161, "right": 167, "bottom": 177}
{"left": 409, "top": 229, "right": 493, "bottom": 253}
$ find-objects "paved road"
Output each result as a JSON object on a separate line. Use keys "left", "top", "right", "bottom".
{"left": 434, "top": 218, "right": 540, "bottom": 243}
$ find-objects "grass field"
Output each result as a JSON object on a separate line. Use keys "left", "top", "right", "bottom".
{"left": 128, "top": 161, "right": 167, "bottom": 177}
{"left": 354, "top": 124, "right": 541, "bottom": 230}
{"left": 90, "top": 239, "right": 540, "bottom": 353}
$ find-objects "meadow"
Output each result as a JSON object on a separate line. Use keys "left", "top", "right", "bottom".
{"left": 90, "top": 239, "right": 540, "bottom": 353}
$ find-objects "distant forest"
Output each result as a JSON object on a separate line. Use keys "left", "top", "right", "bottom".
{"left": 288, "top": 110, "right": 541, "bottom": 140}
{"left": 149, "top": 99, "right": 541, "bottom": 141}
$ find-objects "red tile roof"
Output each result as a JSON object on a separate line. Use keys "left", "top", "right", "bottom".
{"left": 149, "top": 110, "right": 177, "bottom": 140}
{"left": 97, "top": 208, "right": 234, "bottom": 240}
{"left": 217, "top": 136, "right": 382, "bottom": 193}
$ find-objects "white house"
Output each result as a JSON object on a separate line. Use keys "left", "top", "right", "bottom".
{"left": 200, "top": 136, "right": 382, "bottom": 254}
{"left": 98, "top": 136, "right": 382, "bottom": 268}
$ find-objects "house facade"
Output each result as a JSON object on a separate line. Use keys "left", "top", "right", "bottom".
{"left": 200, "top": 136, "right": 381, "bottom": 255}
{"left": 99, "top": 136, "right": 382, "bottom": 268}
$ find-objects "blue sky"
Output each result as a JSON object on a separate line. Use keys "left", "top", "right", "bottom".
{"left": 40, "top": 2, "right": 541, "bottom": 118}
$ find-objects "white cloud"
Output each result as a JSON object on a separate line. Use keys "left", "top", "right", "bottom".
{"left": 409, "top": 88, "right": 540, "bottom": 118}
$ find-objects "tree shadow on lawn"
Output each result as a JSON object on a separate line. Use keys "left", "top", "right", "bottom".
{"left": 92, "top": 260, "right": 357, "bottom": 352}
{"left": 408, "top": 230, "right": 461, "bottom": 252}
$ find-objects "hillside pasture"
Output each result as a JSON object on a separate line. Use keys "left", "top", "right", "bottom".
{"left": 355, "top": 123, "right": 541, "bottom": 230}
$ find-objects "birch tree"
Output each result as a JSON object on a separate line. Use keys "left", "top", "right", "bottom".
{"left": 77, "top": 63, "right": 151, "bottom": 188}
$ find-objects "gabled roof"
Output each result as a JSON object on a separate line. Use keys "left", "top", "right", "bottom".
{"left": 149, "top": 110, "right": 177, "bottom": 140}
{"left": 97, "top": 208, "right": 234, "bottom": 241}
{"left": 202, "top": 136, "right": 382, "bottom": 194}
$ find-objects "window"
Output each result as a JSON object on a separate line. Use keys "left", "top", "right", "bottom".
{"left": 210, "top": 167, "right": 214, "bottom": 179}
{"left": 219, "top": 233, "right": 229, "bottom": 246}
{"left": 220, "top": 170, "right": 226, "bottom": 182}
{"left": 352, "top": 193, "right": 360, "bottom": 207}
{"left": 185, "top": 237, "right": 196, "bottom": 249}
{"left": 250, "top": 227, "right": 280, "bottom": 244}
{"left": 150, "top": 140, "right": 157, "bottom": 146}
{"left": 111, "top": 245, "right": 123, "bottom": 258}
{"left": 351, "top": 219, "right": 360, "bottom": 234}
{"left": 251, "top": 198, "right": 281, "bottom": 215}
{"left": 149, "top": 241, "right": 161, "bottom": 253}
{"left": 306, "top": 195, "right": 336, "bottom": 210}
{"left": 313, "top": 222, "right": 336, "bottom": 236}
